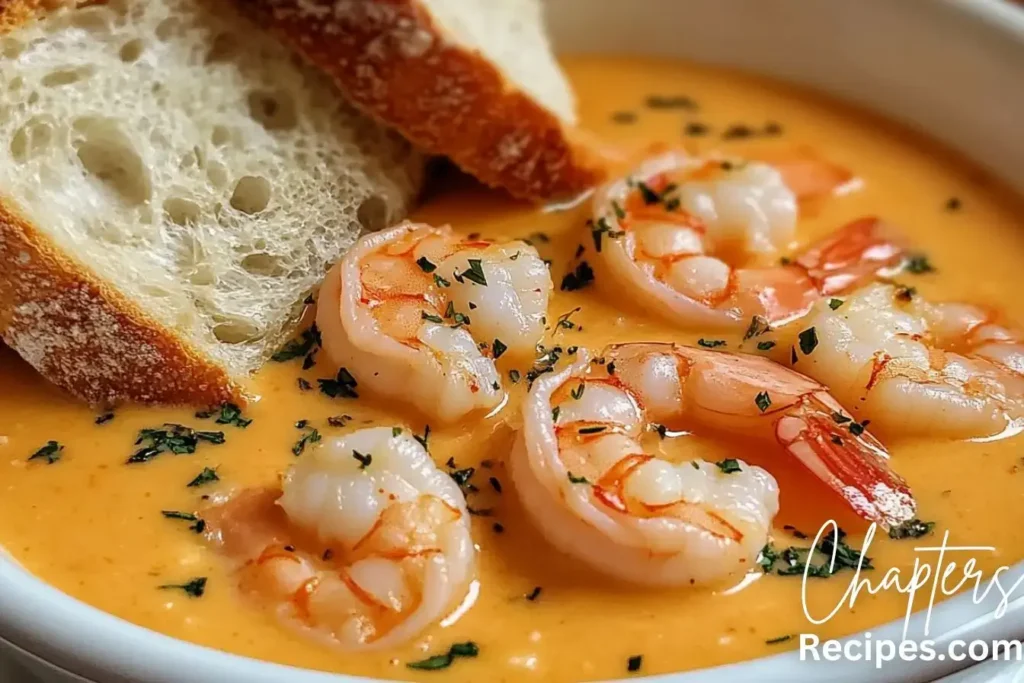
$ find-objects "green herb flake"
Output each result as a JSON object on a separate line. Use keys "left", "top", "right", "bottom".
{"left": 716, "top": 459, "right": 742, "bottom": 474}
{"left": 459, "top": 259, "right": 488, "bottom": 286}
{"left": 697, "top": 338, "right": 726, "bottom": 348}
{"left": 905, "top": 254, "right": 935, "bottom": 274}
{"left": 492, "top": 338, "right": 508, "bottom": 359}
{"left": 292, "top": 428, "right": 322, "bottom": 456}
{"left": 889, "top": 518, "right": 936, "bottom": 540}
{"left": 743, "top": 315, "right": 771, "bottom": 340}
{"left": 421, "top": 311, "right": 444, "bottom": 324}
{"left": 392, "top": 427, "right": 403, "bottom": 437}
{"left": 578, "top": 425, "right": 607, "bottom": 435}
{"left": 186, "top": 467, "right": 219, "bottom": 488}
{"left": 28, "top": 440, "right": 63, "bottom": 464}
{"left": 433, "top": 273, "right": 451, "bottom": 288}
{"left": 158, "top": 577, "right": 207, "bottom": 598}
{"left": 352, "top": 450, "right": 372, "bottom": 469}
{"left": 509, "top": 369, "right": 521, "bottom": 384}
{"left": 416, "top": 256, "right": 437, "bottom": 273}
{"left": 627, "top": 655, "right": 643, "bottom": 673}
{"left": 406, "top": 642, "right": 479, "bottom": 671}
{"left": 798, "top": 327, "right": 819, "bottom": 355}
{"left": 560, "top": 261, "right": 595, "bottom": 291}
{"left": 757, "top": 341, "right": 776, "bottom": 351}
{"left": 570, "top": 383, "right": 586, "bottom": 400}
{"left": 318, "top": 367, "right": 359, "bottom": 399}
{"left": 755, "top": 391, "right": 772, "bottom": 413}
{"left": 271, "top": 325, "right": 321, "bottom": 363}
{"left": 525, "top": 586, "right": 542, "bottom": 601}
{"left": 95, "top": 412, "right": 115, "bottom": 425}
{"left": 828, "top": 298, "right": 845, "bottom": 311}
{"left": 766, "top": 634, "right": 793, "bottom": 645}
{"left": 611, "top": 200, "right": 626, "bottom": 220}
{"left": 568, "top": 472, "right": 590, "bottom": 484}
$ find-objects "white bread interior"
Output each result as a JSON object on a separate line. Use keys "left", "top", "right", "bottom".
{"left": 0, "top": 0, "right": 424, "bottom": 391}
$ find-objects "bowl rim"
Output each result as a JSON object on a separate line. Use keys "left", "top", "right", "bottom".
{"left": 3, "top": 0, "right": 1024, "bottom": 681}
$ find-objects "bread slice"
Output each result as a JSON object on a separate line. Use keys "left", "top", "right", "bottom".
{"left": 230, "top": 0, "right": 604, "bottom": 201}
{"left": 0, "top": 0, "right": 424, "bottom": 406}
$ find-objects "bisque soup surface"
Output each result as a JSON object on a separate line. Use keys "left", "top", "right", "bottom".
{"left": 2, "top": 56, "right": 1024, "bottom": 681}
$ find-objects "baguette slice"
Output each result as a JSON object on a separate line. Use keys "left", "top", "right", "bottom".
{"left": 0, "top": 0, "right": 424, "bottom": 406}
{"left": 232, "top": 0, "right": 605, "bottom": 201}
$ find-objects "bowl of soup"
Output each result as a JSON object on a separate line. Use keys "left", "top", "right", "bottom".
{"left": 2, "top": 0, "right": 1024, "bottom": 682}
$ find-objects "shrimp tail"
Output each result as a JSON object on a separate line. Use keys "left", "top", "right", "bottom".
{"left": 795, "top": 217, "right": 905, "bottom": 296}
{"left": 775, "top": 395, "right": 916, "bottom": 530}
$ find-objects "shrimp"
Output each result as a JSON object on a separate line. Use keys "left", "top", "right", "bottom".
{"left": 792, "top": 283, "right": 1024, "bottom": 439}
{"left": 509, "top": 343, "right": 916, "bottom": 586}
{"left": 317, "top": 222, "right": 551, "bottom": 423}
{"left": 203, "top": 427, "right": 475, "bottom": 650}
{"left": 584, "top": 151, "right": 904, "bottom": 330}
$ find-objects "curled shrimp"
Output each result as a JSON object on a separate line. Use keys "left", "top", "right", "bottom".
{"left": 793, "top": 283, "right": 1024, "bottom": 439}
{"left": 317, "top": 222, "right": 551, "bottom": 423}
{"left": 204, "top": 427, "right": 475, "bottom": 650}
{"left": 509, "top": 343, "right": 916, "bottom": 586}
{"left": 584, "top": 151, "right": 903, "bottom": 330}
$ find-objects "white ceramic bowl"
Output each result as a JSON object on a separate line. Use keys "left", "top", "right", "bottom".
{"left": 3, "top": 1, "right": 1024, "bottom": 681}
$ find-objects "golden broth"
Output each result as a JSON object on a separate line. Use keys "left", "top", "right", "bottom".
{"left": 2, "top": 55, "right": 1024, "bottom": 681}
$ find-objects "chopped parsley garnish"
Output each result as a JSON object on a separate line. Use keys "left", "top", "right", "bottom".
{"left": 611, "top": 200, "right": 626, "bottom": 220}
{"left": 318, "top": 367, "right": 359, "bottom": 399}
{"left": 414, "top": 425, "right": 431, "bottom": 449}
{"left": 433, "top": 273, "right": 451, "bottom": 288}
{"left": 697, "top": 338, "right": 726, "bottom": 348}
{"left": 489, "top": 476, "right": 502, "bottom": 493}
{"left": 271, "top": 324, "right": 321, "bottom": 362}
{"left": 352, "top": 450, "right": 372, "bottom": 469}
{"left": 557, "top": 307, "right": 582, "bottom": 331}
{"left": 645, "top": 94, "right": 696, "bottom": 110}
{"left": 406, "top": 642, "right": 479, "bottom": 671}
{"left": 292, "top": 427, "right": 321, "bottom": 456}
{"left": 798, "top": 327, "right": 819, "bottom": 355}
{"left": 832, "top": 412, "right": 852, "bottom": 424}
{"left": 560, "top": 261, "right": 595, "bottom": 291}
{"left": 492, "top": 338, "right": 508, "bottom": 359}
{"left": 889, "top": 518, "right": 936, "bottom": 540}
{"left": 848, "top": 420, "right": 869, "bottom": 437}
{"left": 905, "top": 254, "right": 935, "bottom": 274}
{"left": 568, "top": 472, "right": 589, "bottom": 484}
{"left": 578, "top": 426, "right": 607, "bottom": 435}
{"left": 784, "top": 525, "right": 809, "bottom": 540}
{"left": 95, "top": 412, "right": 115, "bottom": 425}
{"left": 127, "top": 424, "right": 224, "bottom": 464}
{"left": 186, "top": 467, "right": 219, "bottom": 488}
{"left": 161, "top": 510, "right": 205, "bottom": 534}
{"left": 492, "top": 522, "right": 505, "bottom": 533}
{"left": 627, "top": 655, "right": 644, "bottom": 673}
{"left": 392, "top": 427, "right": 403, "bottom": 437}
{"left": 716, "top": 459, "right": 742, "bottom": 474}
{"left": 759, "top": 527, "right": 872, "bottom": 578}
{"left": 28, "top": 440, "right": 63, "bottom": 464}
{"left": 509, "top": 369, "right": 521, "bottom": 383}
{"left": 589, "top": 217, "right": 624, "bottom": 252}
{"left": 327, "top": 415, "right": 352, "bottom": 427}
{"left": 158, "top": 577, "right": 207, "bottom": 598}
{"left": 743, "top": 315, "right": 771, "bottom": 340}
{"left": 421, "top": 311, "right": 444, "bottom": 324}
{"left": 653, "top": 424, "right": 668, "bottom": 439}
{"left": 457, "top": 259, "right": 487, "bottom": 286}
{"left": 552, "top": 406, "right": 561, "bottom": 422}
{"left": 202, "top": 402, "right": 252, "bottom": 428}
{"left": 755, "top": 391, "right": 772, "bottom": 413}
{"left": 828, "top": 298, "right": 845, "bottom": 311}
{"left": 570, "top": 383, "right": 586, "bottom": 400}
{"left": 757, "top": 341, "right": 776, "bottom": 351}
{"left": 636, "top": 181, "right": 662, "bottom": 205}
{"left": 295, "top": 419, "right": 308, "bottom": 429}
{"left": 766, "top": 634, "right": 793, "bottom": 645}
{"left": 525, "top": 586, "right": 542, "bottom": 601}
{"left": 297, "top": 378, "right": 312, "bottom": 391}
{"left": 895, "top": 284, "right": 917, "bottom": 302}
{"left": 416, "top": 256, "right": 436, "bottom": 273}
{"left": 527, "top": 344, "right": 564, "bottom": 385}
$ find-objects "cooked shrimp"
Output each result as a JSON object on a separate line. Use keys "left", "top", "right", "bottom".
{"left": 509, "top": 343, "right": 915, "bottom": 586}
{"left": 793, "top": 283, "right": 1024, "bottom": 439}
{"left": 317, "top": 222, "right": 551, "bottom": 423}
{"left": 204, "top": 427, "right": 475, "bottom": 650}
{"left": 585, "top": 151, "right": 904, "bottom": 329}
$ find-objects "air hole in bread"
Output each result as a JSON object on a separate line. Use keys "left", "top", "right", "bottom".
{"left": 164, "top": 197, "right": 202, "bottom": 226}
{"left": 213, "top": 318, "right": 261, "bottom": 344}
{"left": 70, "top": 6, "right": 116, "bottom": 32}
{"left": 27, "top": 91, "right": 40, "bottom": 105}
{"left": 248, "top": 90, "right": 297, "bottom": 131}
{"left": 120, "top": 39, "right": 144, "bottom": 63}
{"left": 357, "top": 195, "right": 388, "bottom": 232}
{"left": 1, "top": 38, "right": 24, "bottom": 59}
{"left": 10, "top": 118, "right": 55, "bottom": 163}
{"left": 206, "top": 33, "right": 236, "bottom": 63}
{"left": 206, "top": 161, "right": 228, "bottom": 189}
{"left": 155, "top": 17, "right": 179, "bottom": 41}
{"left": 72, "top": 117, "right": 151, "bottom": 206}
{"left": 211, "top": 125, "right": 232, "bottom": 147}
{"left": 42, "top": 66, "right": 95, "bottom": 88}
{"left": 230, "top": 176, "right": 271, "bottom": 214}
{"left": 241, "top": 253, "right": 285, "bottom": 277}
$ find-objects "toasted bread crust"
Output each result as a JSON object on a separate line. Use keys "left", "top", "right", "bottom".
{"left": 234, "top": 0, "right": 604, "bottom": 201}
{"left": 0, "top": 199, "right": 243, "bottom": 406}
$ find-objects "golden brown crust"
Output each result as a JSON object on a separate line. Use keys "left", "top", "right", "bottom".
{"left": 233, "top": 0, "right": 605, "bottom": 201}
{"left": 0, "top": 198, "right": 244, "bottom": 407}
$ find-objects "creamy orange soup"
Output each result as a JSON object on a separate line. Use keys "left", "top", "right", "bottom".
{"left": 2, "top": 56, "right": 1024, "bottom": 681}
